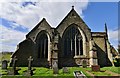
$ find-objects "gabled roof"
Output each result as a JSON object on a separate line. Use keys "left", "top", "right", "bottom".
{"left": 56, "top": 6, "right": 90, "bottom": 30}
{"left": 26, "top": 6, "right": 91, "bottom": 39}
{"left": 26, "top": 18, "right": 51, "bottom": 37}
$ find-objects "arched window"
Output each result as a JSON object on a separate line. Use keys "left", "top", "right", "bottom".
{"left": 63, "top": 25, "right": 83, "bottom": 57}
{"left": 37, "top": 32, "right": 48, "bottom": 58}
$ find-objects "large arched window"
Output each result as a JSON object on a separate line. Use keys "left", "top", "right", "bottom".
{"left": 37, "top": 32, "right": 48, "bottom": 58}
{"left": 63, "top": 25, "right": 83, "bottom": 57}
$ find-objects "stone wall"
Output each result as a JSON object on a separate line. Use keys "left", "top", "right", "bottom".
{"left": 92, "top": 32, "right": 112, "bottom": 67}
{"left": 10, "top": 38, "right": 35, "bottom": 66}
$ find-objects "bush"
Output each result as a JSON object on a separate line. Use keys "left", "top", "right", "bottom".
{"left": 114, "top": 58, "right": 120, "bottom": 67}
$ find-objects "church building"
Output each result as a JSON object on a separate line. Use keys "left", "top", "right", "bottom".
{"left": 10, "top": 6, "right": 117, "bottom": 68}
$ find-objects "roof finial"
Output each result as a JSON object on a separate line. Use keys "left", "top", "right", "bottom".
{"left": 105, "top": 23, "right": 107, "bottom": 33}
{"left": 105, "top": 23, "right": 108, "bottom": 40}
{"left": 72, "top": 6, "right": 74, "bottom": 9}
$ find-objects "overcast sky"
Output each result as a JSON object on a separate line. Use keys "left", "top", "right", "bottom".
{"left": 0, "top": 0, "right": 119, "bottom": 52}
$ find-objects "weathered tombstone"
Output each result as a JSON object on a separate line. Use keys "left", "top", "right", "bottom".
{"left": 12, "top": 56, "right": 17, "bottom": 70}
{"left": 2, "top": 60, "right": 8, "bottom": 69}
{"left": 91, "top": 65, "right": 100, "bottom": 72}
{"left": 8, "top": 56, "right": 19, "bottom": 75}
{"left": 24, "top": 56, "right": 33, "bottom": 76}
{"left": 53, "top": 61, "right": 58, "bottom": 74}
{"left": 82, "top": 59, "right": 87, "bottom": 68}
{"left": 63, "top": 67, "right": 69, "bottom": 73}
{"left": 28, "top": 56, "right": 33, "bottom": 70}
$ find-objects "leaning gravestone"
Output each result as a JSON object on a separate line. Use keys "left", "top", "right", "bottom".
{"left": 24, "top": 56, "right": 33, "bottom": 76}
{"left": 63, "top": 67, "right": 69, "bottom": 73}
{"left": 8, "top": 56, "right": 19, "bottom": 75}
{"left": 53, "top": 61, "right": 58, "bottom": 74}
{"left": 82, "top": 59, "right": 87, "bottom": 68}
{"left": 2, "top": 60, "right": 8, "bottom": 69}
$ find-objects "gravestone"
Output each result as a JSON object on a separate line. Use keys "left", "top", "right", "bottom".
{"left": 8, "top": 56, "right": 19, "bottom": 75}
{"left": 12, "top": 56, "right": 18, "bottom": 70}
{"left": 28, "top": 56, "right": 33, "bottom": 70}
{"left": 63, "top": 67, "right": 69, "bottom": 73}
{"left": 53, "top": 61, "right": 58, "bottom": 74}
{"left": 82, "top": 59, "right": 87, "bottom": 68}
{"left": 24, "top": 56, "right": 33, "bottom": 76}
{"left": 2, "top": 60, "right": 8, "bottom": 69}
{"left": 91, "top": 65, "right": 100, "bottom": 72}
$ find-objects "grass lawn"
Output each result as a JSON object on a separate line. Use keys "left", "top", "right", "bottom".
{"left": 101, "top": 67, "right": 120, "bottom": 74}
{"left": 1, "top": 66, "right": 120, "bottom": 78}
{"left": 86, "top": 67, "right": 120, "bottom": 76}
{"left": 90, "top": 71, "right": 112, "bottom": 76}
{"left": 1, "top": 53, "right": 120, "bottom": 77}
{"left": 1, "top": 67, "right": 90, "bottom": 78}
{"left": 1, "top": 67, "right": 90, "bottom": 76}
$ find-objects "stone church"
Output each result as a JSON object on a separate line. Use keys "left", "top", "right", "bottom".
{"left": 10, "top": 6, "right": 117, "bottom": 68}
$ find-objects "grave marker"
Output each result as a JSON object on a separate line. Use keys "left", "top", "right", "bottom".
{"left": 2, "top": 60, "right": 8, "bottom": 69}
{"left": 53, "top": 61, "right": 58, "bottom": 74}
{"left": 8, "top": 56, "right": 19, "bottom": 75}
{"left": 28, "top": 56, "right": 33, "bottom": 70}
{"left": 82, "top": 59, "right": 87, "bottom": 68}
{"left": 12, "top": 56, "right": 17, "bottom": 70}
{"left": 63, "top": 67, "right": 69, "bottom": 73}
{"left": 24, "top": 56, "right": 33, "bottom": 76}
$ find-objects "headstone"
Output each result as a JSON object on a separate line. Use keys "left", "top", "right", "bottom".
{"left": 8, "top": 56, "right": 19, "bottom": 75}
{"left": 91, "top": 65, "right": 100, "bottom": 72}
{"left": 2, "top": 60, "right": 8, "bottom": 69}
{"left": 82, "top": 59, "right": 87, "bottom": 68}
{"left": 24, "top": 56, "right": 33, "bottom": 76}
{"left": 12, "top": 56, "right": 18, "bottom": 70}
{"left": 63, "top": 67, "right": 69, "bottom": 73}
{"left": 28, "top": 56, "right": 33, "bottom": 70}
{"left": 53, "top": 61, "right": 58, "bottom": 74}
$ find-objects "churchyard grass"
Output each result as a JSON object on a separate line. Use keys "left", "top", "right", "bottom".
{"left": 1, "top": 53, "right": 120, "bottom": 77}
{"left": 85, "top": 67, "right": 120, "bottom": 76}
{"left": 1, "top": 67, "right": 120, "bottom": 78}
{"left": 101, "top": 67, "right": 120, "bottom": 74}
{"left": 33, "top": 67, "right": 53, "bottom": 76}
{"left": 90, "top": 71, "right": 112, "bottom": 76}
